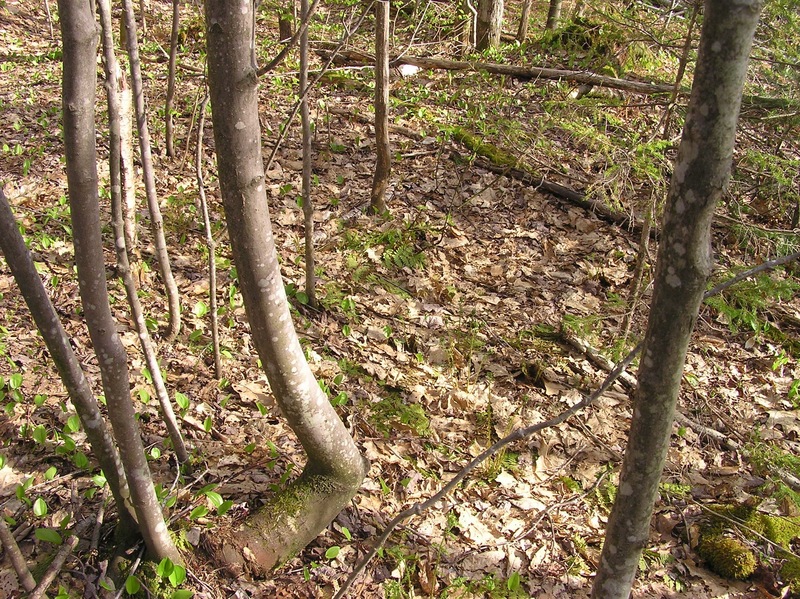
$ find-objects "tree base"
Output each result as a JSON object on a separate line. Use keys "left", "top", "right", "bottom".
{"left": 204, "top": 468, "right": 364, "bottom": 577}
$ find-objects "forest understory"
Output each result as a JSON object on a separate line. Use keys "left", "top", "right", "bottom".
{"left": 0, "top": 0, "right": 799, "bottom": 597}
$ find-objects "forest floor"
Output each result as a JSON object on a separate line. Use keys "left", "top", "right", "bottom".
{"left": 1, "top": 0, "right": 800, "bottom": 598}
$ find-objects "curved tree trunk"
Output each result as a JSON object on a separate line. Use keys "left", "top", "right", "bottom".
{"left": 591, "top": 1, "right": 763, "bottom": 597}
{"left": 57, "top": 0, "right": 181, "bottom": 563}
{"left": 204, "top": 0, "right": 368, "bottom": 575}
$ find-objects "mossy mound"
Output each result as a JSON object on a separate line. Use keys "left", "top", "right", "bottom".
{"left": 698, "top": 503, "right": 800, "bottom": 588}
{"left": 697, "top": 535, "right": 757, "bottom": 580}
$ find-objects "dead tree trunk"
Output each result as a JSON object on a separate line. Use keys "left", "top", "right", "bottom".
{"left": 57, "top": 0, "right": 180, "bottom": 563}
{"left": 204, "top": 0, "right": 368, "bottom": 575}
{"left": 591, "top": 1, "right": 763, "bottom": 597}
{"left": 369, "top": 0, "right": 391, "bottom": 216}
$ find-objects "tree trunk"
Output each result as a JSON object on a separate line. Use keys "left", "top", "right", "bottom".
{"left": 590, "top": 1, "right": 763, "bottom": 597}
{"left": 279, "top": 0, "right": 295, "bottom": 42}
{"left": 204, "top": 0, "right": 368, "bottom": 575}
{"left": 0, "top": 188, "right": 138, "bottom": 540}
{"left": 165, "top": 0, "right": 180, "bottom": 157}
{"left": 121, "top": 0, "right": 182, "bottom": 340}
{"left": 369, "top": 0, "right": 391, "bottom": 216}
{"left": 57, "top": 0, "right": 181, "bottom": 564}
{"left": 545, "top": 0, "right": 562, "bottom": 30}
{"left": 475, "top": 0, "right": 503, "bottom": 51}
{"left": 299, "top": 0, "right": 317, "bottom": 308}
{"left": 516, "top": 0, "right": 533, "bottom": 42}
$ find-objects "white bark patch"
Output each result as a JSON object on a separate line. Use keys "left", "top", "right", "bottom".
{"left": 711, "top": 40, "right": 722, "bottom": 53}
{"left": 674, "top": 199, "right": 685, "bottom": 214}
{"left": 672, "top": 243, "right": 686, "bottom": 256}
{"left": 235, "top": 121, "right": 246, "bottom": 130}
{"left": 619, "top": 481, "right": 633, "bottom": 496}
{"left": 239, "top": 0, "right": 250, "bottom": 14}
{"left": 666, "top": 273, "right": 681, "bottom": 288}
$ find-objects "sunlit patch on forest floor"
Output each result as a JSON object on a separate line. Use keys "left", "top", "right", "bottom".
{"left": 0, "top": 0, "right": 799, "bottom": 597}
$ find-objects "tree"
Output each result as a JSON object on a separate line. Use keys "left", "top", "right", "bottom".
{"left": 203, "top": 0, "right": 368, "bottom": 574}
{"left": 369, "top": 0, "right": 391, "bottom": 216}
{"left": 545, "top": 0, "right": 562, "bottom": 30}
{"left": 591, "top": 1, "right": 764, "bottom": 597}
{"left": 475, "top": 0, "right": 503, "bottom": 51}
{"left": 57, "top": 0, "right": 180, "bottom": 562}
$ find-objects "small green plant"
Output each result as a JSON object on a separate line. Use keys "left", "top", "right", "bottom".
{"left": 369, "top": 392, "right": 429, "bottom": 437}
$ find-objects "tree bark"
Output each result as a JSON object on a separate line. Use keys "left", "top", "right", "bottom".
{"left": 476, "top": 0, "right": 503, "bottom": 50}
{"left": 204, "top": 0, "right": 368, "bottom": 575}
{"left": 165, "top": 0, "right": 181, "bottom": 157}
{"left": 121, "top": 0, "right": 182, "bottom": 339}
{"left": 299, "top": 0, "right": 317, "bottom": 308}
{"left": 516, "top": 0, "right": 533, "bottom": 42}
{"left": 545, "top": 0, "right": 562, "bottom": 30}
{"left": 591, "top": 1, "right": 763, "bottom": 597}
{"left": 57, "top": 0, "right": 180, "bottom": 563}
{"left": 369, "top": 0, "right": 391, "bottom": 216}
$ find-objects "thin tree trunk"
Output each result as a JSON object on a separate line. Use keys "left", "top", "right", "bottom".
{"left": 591, "top": 1, "right": 763, "bottom": 597}
{"left": 195, "top": 93, "right": 222, "bottom": 378}
{"left": 57, "top": 0, "right": 180, "bottom": 564}
{"left": 0, "top": 189, "right": 138, "bottom": 540}
{"left": 299, "top": 0, "right": 317, "bottom": 308}
{"left": 118, "top": 67, "right": 138, "bottom": 254}
{"left": 369, "top": 0, "right": 391, "bottom": 216}
{"left": 139, "top": 0, "right": 147, "bottom": 37}
{"left": 476, "top": 0, "right": 503, "bottom": 51}
{"left": 516, "top": 0, "right": 533, "bottom": 42}
{"left": 460, "top": 0, "right": 477, "bottom": 52}
{"left": 279, "top": 0, "right": 295, "bottom": 42}
{"left": 98, "top": 0, "right": 190, "bottom": 468}
{"left": 165, "top": 0, "right": 181, "bottom": 158}
{"left": 204, "top": 0, "right": 368, "bottom": 574}
{"left": 121, "top": 0, "right": 182, "bottom": 340}
{"left": 545, "top": 0, "right": 562, "bottom": 30}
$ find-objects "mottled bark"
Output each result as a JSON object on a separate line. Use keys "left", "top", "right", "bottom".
{"left": 369, "top": 0, "right": 391, "bottom": 216}
{"left": 121, "top": 0, "right": 182, "bottom": 339}
{"left": 204, "top": 0, "right": 367, "bottom": 574}
{"left": 57, "top": 0, "right": 180, "bottom": 563}
{"left": 475, "top": 0, "right": 503, "bottom": 50}
{"left": 591, "top": 1, "right": 763, "bottom": 597}
{"left": 98, "top": 0, "right": 190, "bottom": 467}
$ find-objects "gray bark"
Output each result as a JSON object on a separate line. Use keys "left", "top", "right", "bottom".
{"left": 545, "top": 0, "right": 562, "bottom": 30}
{"left": 121, "top": 0, "right": 182, "bottom": 339}
{"left": 98, "top": 0, "right": 190, "bottom": 467}
{"left": 57, "top": 0, "right": 180, "bottom": 563}
{"left": 0, "top": 187, "right": 138, "bottom": 539}
{"left": 165, "top": 0, "right": 180, "bottom": 157}
{"left": 591, "top": 1, "right": 764, "bottom": 597}
{"left": 300, "top": 0, "right": 317, "bottom": 308}
{"left": 369, "top": 0, "right": 391, "bottom": 216}
{"left": 204, "top": 0, "right": 367, "bottom": 575}
{"left": 516, "top": 0, "right": 533, "bottom": 42}
{"left": 476, "top": 0, "right": 503, "bottom": 50}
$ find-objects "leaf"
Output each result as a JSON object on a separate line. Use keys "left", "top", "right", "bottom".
{"left": 190, "top": 505, "right": 208, "bottom": 520}
{"left": 157, "top": 557, "right": 175, "bottom": 577}
{"left": 507, "top": 571, "right": 521, "bottom": 591}
{"left": 125, "top": 575, "right": 141, "bottom": 595}
{"left": 175, "top": 392, "right": 190, "bottom": 410}
{"left": 217, "top": 500, "right": 234, "bottom": 516}
{"left": 171, "top": 590, "right": 193, "bottom": 599}
{"left": 33, "top": 497, "right": 48, "bottom": 517}
{"left": 205, "top": 491, "right": 223, "bottom": 507}
{"left": 325, "top": 546, "right": 340, "bottom": 559}
{"left": 168, "top": 564, "right": 187, "bottom": 586}
{"left": 35, "top": 528, "right": 62, "bottom": 545}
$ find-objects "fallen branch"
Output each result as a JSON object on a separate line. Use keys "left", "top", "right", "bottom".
{"left": 0, "top": 517, "right": 36, "bottom": 592}
{"left": 29, "top": 518, "right": 93, "bottom": 599}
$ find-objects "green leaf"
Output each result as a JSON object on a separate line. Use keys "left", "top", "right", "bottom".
{"left": 33, "top": 497, "right": 48, "bottom": 517}
{"left": 256, "top": 402, "right": 268, "bottom": 416}
{"left": 190, "top": 505, "right": 208, "bottom": 520}
{"left": 44, "top": 466, "right": 57, "bottom": 481}
{"left": 507, "top": 571, "right": 521, "bottom": 591}
{"left": 296, "top": 291, "right": 309, "bottom": 305}
{"left": 99, "top": 578, "right": 115, "bottom": 591}
{"left": 193, "top": 301, "right": 209, "bottom": 317}
{"left": 205, "top": 491, "right": 223, "bottom": 507}
{"left": 32, "top": 425, "right": 47, "bottom": 444}
{"left": 203, "top": 416, "right": 212, "bottom": 432}
{"left": 168, "top": 564, "right": 187, "bottom": 586}
{"left": 341, "top": 526, "right": 352, "bottom": 541}
{"left": 217, "top": 500, "right": 234, "bottom": 516}
{"left": 65, "top": 414, "right": 81, "bottom": 433}
{"left": 73, "top": 452, "right": 89, "bottom": 469}
{"left": 9, "top": 373, "right": 23, "bottom": 389}
{"left": 125, "top": 575, "right": 141, "bottom": 595}
{"left": 0, "top": 455, "right": 5, "bottom": 469}
{"left": 35, "top": 528, "right": 62, "bottom": 545}
{"left": 150, "top": 447, "right": 162, "bottom": 460}
{"left": 325, "top": 546, "right": 340, "bottom": 559}
{"left": 157, "top": 557, "right": 175, "bottom": 577}
{"left": 34, "top": 394, "right": 46, "bottom": 407}
{"left": 171, "top": 590, "right": 193, "bottom": 599}
{"left": 175, "top": 392, "right": 190, "bottom": 411}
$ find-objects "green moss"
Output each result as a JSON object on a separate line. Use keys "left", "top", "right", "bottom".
{"left": 697, "top": 535, "right": 757, "bottom": 580}
{"left": 780, "top": 556, "right": 800, "bottom": 595}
